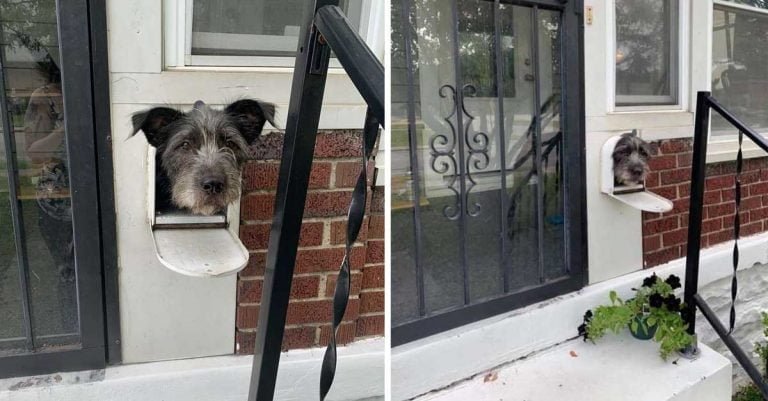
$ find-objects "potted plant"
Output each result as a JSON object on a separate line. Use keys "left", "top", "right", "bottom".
{"left": 578, "top": 273, "right": 694, "bottom": 360}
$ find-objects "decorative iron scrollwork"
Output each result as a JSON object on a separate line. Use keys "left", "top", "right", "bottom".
{"left": 429, "top": 83, "right": 490, "bottom": 220}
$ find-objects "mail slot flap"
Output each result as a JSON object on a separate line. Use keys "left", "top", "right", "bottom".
{"left": 152, "top": 227, "right": 248, "bottom": 277}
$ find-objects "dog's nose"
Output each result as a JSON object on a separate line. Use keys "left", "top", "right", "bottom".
{"left": 631, "top": 165, "right": 645, "bottom": 175}
{"left": 202, "top": 178, "right": 224, "bottom": 194}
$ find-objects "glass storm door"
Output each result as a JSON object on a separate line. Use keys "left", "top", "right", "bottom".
{"left": 0, "top": 0, "right": 107, "bottom": 377}
{"left": 391, "top": 0, "right": 586, "bottom": 344}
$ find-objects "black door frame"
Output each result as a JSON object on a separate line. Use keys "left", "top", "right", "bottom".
{"left": 0, "top": 0, "right": 119, "bottom": 378}
{"left": 392, "top": 0, "right": 587, "bottom": 346}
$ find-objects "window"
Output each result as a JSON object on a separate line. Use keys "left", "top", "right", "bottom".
{"left": 712, "top": 2, "right": 768, "bottom": 136}
{"left": 614, "top": 0, "right": 679, "bottom": 106}
{"left": 165, "top": 0, "right": 383, "bottom": 68}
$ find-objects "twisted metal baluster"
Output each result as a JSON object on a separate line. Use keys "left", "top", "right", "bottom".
{"left": 729, "top": 130, "right": 743, "bottom": 334}
{"left": 319, "top": 108, "right": 379, "bottom": 401}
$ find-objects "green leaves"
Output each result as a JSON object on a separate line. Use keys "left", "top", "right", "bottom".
{"left": 582, "top": 273, "right": 693, "bottom": 361}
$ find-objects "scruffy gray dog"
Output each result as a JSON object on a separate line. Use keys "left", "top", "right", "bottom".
{"left": 612, "top": 131, "right": 652, "bottom": 186}
{"left": 132, "top": 99, "right": 276, "bottom": 216}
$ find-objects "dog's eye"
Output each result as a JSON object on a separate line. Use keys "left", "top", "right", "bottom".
{"left": 181, "top": 141, "right": 190, "bottom": 149}
{"left": 226, "top": 139, "right": 236, "bottom": 148}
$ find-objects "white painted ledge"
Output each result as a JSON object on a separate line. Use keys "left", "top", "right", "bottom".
{"left": 393, "top": 232, "right": 768, "bottom": 400}
{"left": 0, "top": 338, "right": 384, "bottom": 401}
{"left": 415, "top": 335, "right": 731, "bottom": 401}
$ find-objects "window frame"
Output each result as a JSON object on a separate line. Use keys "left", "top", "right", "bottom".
{"left": 163, "top": 0, "right": 384, "bottom": 68}
{"left": 607, "top": 0, "right": 690, "bottom": 112}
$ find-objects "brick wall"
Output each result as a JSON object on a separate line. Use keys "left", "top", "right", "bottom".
{"left": 235, "top": 130, "right": 385, "bottom": 354}
{"left": 643, "top": 138, "right": 768, "bottom": 268}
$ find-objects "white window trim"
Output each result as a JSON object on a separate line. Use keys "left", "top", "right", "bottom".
{"left": 606, "top": 0, "right": 690, "bottom": 114}
{"left": 707, "top": 0, "right": 768, "bottom": 161}
{"left": 162, "top": 0, "right": 384, "bottom": 69}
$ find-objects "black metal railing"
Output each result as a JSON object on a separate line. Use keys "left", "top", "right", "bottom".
{"left": 246, "top": 2, "right": 383, "bottom": 401}
{"left": 684, "top": 91, "right": 768, "bottom": 398}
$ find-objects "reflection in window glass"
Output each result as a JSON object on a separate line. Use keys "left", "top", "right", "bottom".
{"left": 615, "top": 0, "right": 678, "bottom": 106}
{"left": 712, "top": 5, "right": 768, "bottom": 135}
{"left": 191, "top": 0, "right": 359, "bottom": 58}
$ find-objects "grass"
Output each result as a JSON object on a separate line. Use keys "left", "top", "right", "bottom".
{"left": 733, "top": 385, "right": 764, "bottom": 401}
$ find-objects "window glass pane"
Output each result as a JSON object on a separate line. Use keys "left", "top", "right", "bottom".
{"left": 191, "top": 0, "right": 359, "bottom": 58}
{"left": 615, "top": 0, "right": 678, "bottom": 106}
{"left": 0, "top": 0, "right": 80, "bottom": 355}
{"left": 391, "top": 0, "right": 569, "bottom": 328}
{"left": 712, "top": 5, "right": 768, "bottom": 135}
{"left": 722, "top": 0, "right": 768, "bottom": 10}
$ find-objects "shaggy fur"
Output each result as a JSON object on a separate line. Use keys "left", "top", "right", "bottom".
{"left": 132, "top": 99, "right": 276, "bottom": 215}
{"left": 612, "top": 131, "right": 652, "bottom": 186}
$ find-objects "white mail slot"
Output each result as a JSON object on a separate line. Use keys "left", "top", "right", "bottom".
{"left": 600, "top": 133, "right": 673, "bottom": 213}
{"left": 147, "top": 147, "right": 249, "bottom": 277}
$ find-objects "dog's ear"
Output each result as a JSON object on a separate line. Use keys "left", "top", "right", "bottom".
{"left": 225, "top": 99, "right": 277, "bottom": 143}
{"left": 132, "top": 107, "right": 184, "bottom": 147}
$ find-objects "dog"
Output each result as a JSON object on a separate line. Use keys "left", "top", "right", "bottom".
{"left": 132, "top": 99, "right": 276, "bottom": 216}
{"left": 612, "top": 131, "right": 652, "bottom": 186}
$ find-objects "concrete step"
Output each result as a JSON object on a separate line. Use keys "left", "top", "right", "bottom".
{"left": 414, "top": 335, "right": 732, "bottom": 401}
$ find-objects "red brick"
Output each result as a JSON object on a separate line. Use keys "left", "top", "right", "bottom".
{"left": 360, "top": 291, "right": 384, "bottom": 314}
{"left": 368, "top": 215, "right": 384, "bottom": 239}
{"left": 746, "top": 158, "right": 768, "bottom": 171}
{"left": 751, "top": 207, "right": 768, "bottom": 221}
{"left": 645, "top": 172, "right": 660, "bottom": 188}
{"left": 707, "top": 203, "right": 735, "bottom": 219}
{"left": 242, "top": 161, "right": 329, "bottom": 190}
{"left": 282, "top": 327, "right": 316, "bottom": 351}
{"left": 742, "top": 196, "right": 763, "bottom": 211}
{"left": 706, "top": 176, "right": 734, "bottom": 191}
{"left": 237, "top": 305, "right": 260, "bottom": 329}
{"left": 643, "top": 216, "right": 679, "bottom": 234}
{"left": 723, "top": 212, "right": 749, "bottom": 228}
{"left": 708, "top": 229, "right": 734, "bottom": 246}
{"left": 236, "top": 331, "right": 256, "bottom": 354}
{"left": 651, "top": 185, "right": 677, "bottom": 200}
{"left": 314, "top": 131, "right": 364, "bottom": 158}
{"left": 285, "top": 298, "right": 359, "bottom": 325}
{"left": 240, "top": 224, "right": 271, "bottom": 250}
{"left": 238, "top": 279, "right": 263, "bottom": 303}
{"left": 366, "top": 240, "right": 384, "bottom": 264}
{"left": 240, "top": 252, "right": 267, "bottom": 277}
{"left": 304, "top": 191, "right": 353, "bottom": 217}
{"left": 659, "top": 139, "right": 692, "bottom": 154}
{"left": 361, "top": 265, "right": 385, "bottom": 289}
{"left": 644, "top": 246, "right": 681, "bottom": 268}
{"left": 749, "top": 182, "right": 768, "bottom": 196}
{"left": 291, "top": 275, "right": 321, "bottom": 299}
{"left": 330, "top": 220, "right": 368, "bottom": 245}
{"left": 706, "top": 162, "right": 737, "bottom": 176}
{"left": 648, "top": 155, "right": 677, "bottom": 171}
{"left": 671, "top": 197, "right": 690, "bottom": 214}
{"left": 325, "top": 271, "right": 363, "bottom": 297}
{"left": 678, "top": 183, "right": 691, "bottom": 198}
{"left": 644, "top": 235, "right": 661, "bottom": 252}
{"left": 742, "top": 221, "right": 764, "bottom": 237}
{"left": 722, "top": 188, "right": 736, "bottom": 202}
{"left": 335, "top": 160, "right": 374, "bottom": 188}
{"left": 703, "top": 190, "right": 721, "bottom": 205}
{"left": 295, "top": 246, "right": 366, "bottom": 273}
{"left": 242, "top": 193, "right": 275, "bottom": 220}
{"left": 677, "top": 153, "right": 693, "bottom": 168}
{"left": 741, "top": 171, "right": 761, "bottom": 185}
{"left": 371, "top": 187, "right": 384, "bottom": 213}
{"left": 662, "top": 228, "right": 688, "bottom": 247}
{"left": 660, "top": 168, "right": 691, "bottom": 185}
{"left": 299, "top": 222, "right": 325, "bottom": 247}
{"left": 702, "top": 218, "right": 723, "bottom": 234}
{"left": 356, "top": 315, "right": 385, "bottom": 337}
{"left": 319, "top": 322, "right": 356, "bottom": 346}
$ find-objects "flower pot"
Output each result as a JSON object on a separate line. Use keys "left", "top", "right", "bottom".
{"left": 629, "top": 315, "right": 657, "bottom": 340}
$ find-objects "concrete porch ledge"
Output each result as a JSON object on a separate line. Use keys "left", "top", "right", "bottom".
{"left": 0, "top": 338, "right": 384, "bottom": 401}
{"left": 416, "top": 335, "right": 732, "bottom": 401}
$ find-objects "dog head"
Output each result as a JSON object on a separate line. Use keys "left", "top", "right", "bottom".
{"left": 612, "top": 131, "right": 651, "bottom": 186}
{"left": 132, "top": 99, "right": 276, "bottom": 215}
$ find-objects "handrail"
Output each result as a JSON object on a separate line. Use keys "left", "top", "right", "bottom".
{"left": 314, "top": 6, "right": 384, "bottom": 125}
{"left": 247, "top": 2, "right": 383, "bottom": 401}
{"left": 685, "top": 91, "right": 768, "bottom": 399}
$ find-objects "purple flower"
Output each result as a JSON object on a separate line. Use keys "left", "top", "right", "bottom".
{"left": 649, "top": 293, "right": 664, "bottom": 308}
{"left": 665, "top": 275, "right": 682, "bottom": 290}
{"left": 642, "top": 274, "right": 659, "bottom": 288}
{"left": 664, "top": 295, "right": 681, "bottom": 312}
